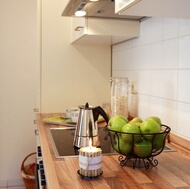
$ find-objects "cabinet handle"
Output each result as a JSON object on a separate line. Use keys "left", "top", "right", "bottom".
{"left": 34, "top": 108, "right": 39, "bottom": 112}
{"left": 35, "top": 129, "right": 39, "bottom": 135}
{"left": 74, "top": 26, "right": 84, "bottom": 31}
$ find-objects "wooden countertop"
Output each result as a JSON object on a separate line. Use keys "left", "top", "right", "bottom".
{"left": 36, "top": 113, "right": 190, "bottom": 189}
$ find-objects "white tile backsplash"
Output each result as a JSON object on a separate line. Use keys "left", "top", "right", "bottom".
{"left": 131, "top": 45, "right": 151, "bottom": 70}
{"left": 161, "top": 99, "right": 177, "bottom": 131}
{"left": 112, "top": 17, "right": 190, "bottom": 140}
{"left": 133, "top": 18, "right": 152, "bottom": 46}
{"left": 178, "top": 36, "right": 190, "bottom": 68}
{"left": 150, "top": 42, "right": 163, "bottom": 69}
{"left": 136, "top": 70, "right": 151, "bottom": 95}
{"left": 177, "top": 102, "right": 190, "bottom": 139}
{"left": 178, "top": 70, "right": 190, "bottom": 103}
{"left": 164, "top": 18, "right": 179, "bottom": 40}
{"left": 137, "top": 95, "right": 151, "bottom": 119}
{"left": 149, "top": 97, "right": 163, "bottom": 117}
{"left": 150, "top": 70, "right": 163, "bottom": 97}
{"left": 163, "top": 38, "right": 178, "bottom": 69}
{"left": 151, "top": 17, "right": 164, "bottom": 43}
{"left": 112, "top": 51, "right": 125, "bottom": 70}
{"left": 112, "top": 49, "right": 132, "bottom": 70}
{"left": 179, "top": 18, "right": 190, "bottom": 37}
{"left": 162, "top": 70, "right": 178, "bottom": 100}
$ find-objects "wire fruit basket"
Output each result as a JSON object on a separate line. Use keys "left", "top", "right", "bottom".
{"left": 106, "top": 125, "right": 171, "bottom": 169}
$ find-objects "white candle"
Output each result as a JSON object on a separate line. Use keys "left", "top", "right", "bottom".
{"left": 79, "top": 146, "right": 102, "bottom": 177}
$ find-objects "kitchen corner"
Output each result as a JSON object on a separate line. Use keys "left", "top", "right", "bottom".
{"left": 1, "top": 0, "right": 190, "bottom": 188}
{"left": 37, "top": 113, "right": 190, "bottom": 189}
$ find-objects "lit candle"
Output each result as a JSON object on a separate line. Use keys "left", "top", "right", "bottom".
{"left": 79, "top": 139, "right": 102, "bottom": 177}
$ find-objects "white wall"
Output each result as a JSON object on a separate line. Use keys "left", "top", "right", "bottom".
{"left": 0, "top": 0, "right": 39, "bottom": 187}
{"left": 112, "top": 17, "right": 190, "bottom": 140}
{"left": 40, "top": 0, "right": 111, "bottom": 112}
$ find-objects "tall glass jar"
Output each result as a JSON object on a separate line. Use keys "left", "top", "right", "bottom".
{"left": 111, "top": 77, "right": 129, "bottom": 118}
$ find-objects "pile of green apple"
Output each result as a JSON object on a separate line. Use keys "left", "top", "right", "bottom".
{"left": 108, "top": 115, "right": 165, "bottom": 158}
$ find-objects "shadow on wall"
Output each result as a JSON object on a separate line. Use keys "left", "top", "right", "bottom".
{"left": 71, "top": 44, "right": 111, "bottom": 79}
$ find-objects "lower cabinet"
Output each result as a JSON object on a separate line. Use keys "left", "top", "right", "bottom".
{"left": 35, "top": 130, "right": 47, "bottom": 189}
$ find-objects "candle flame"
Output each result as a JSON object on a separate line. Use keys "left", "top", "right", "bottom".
{"left": 89, "top": 138, "right": 92, "bottom": 149}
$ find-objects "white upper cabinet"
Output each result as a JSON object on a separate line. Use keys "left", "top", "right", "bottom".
{"left": 116, "top": 0, "right": 190, "bottom": 19}
{"left": 70, "top": 17, "right": 140, "bottom": 45}
{"left": 115, "top": 0, "right": 141, "bottom": 14}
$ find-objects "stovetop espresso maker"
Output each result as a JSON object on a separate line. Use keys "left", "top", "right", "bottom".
{"left": 73, "top": 102, "right": 109, "bottom": 148}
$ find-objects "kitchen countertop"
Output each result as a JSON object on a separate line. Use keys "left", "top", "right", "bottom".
{"left": 36, "top": 113, "right": 190, "bottom": 189}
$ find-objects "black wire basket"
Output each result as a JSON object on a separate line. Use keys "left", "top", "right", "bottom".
{"left": 106, "top": 124, "right": 171, "bottom": 169}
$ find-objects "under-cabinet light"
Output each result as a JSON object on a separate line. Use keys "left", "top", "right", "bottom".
{"left": 75, "top": 10, "right": 86, "bottom": 17}
{"left": 75, "top": 1, "right": 87, "bottom": 17}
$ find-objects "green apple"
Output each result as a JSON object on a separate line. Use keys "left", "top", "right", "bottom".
{"left": 108, "top": 116, "right": 127, "bottom": 132}
{"left": 134, "top": 140, "right": 152, "bottom": 158}
{"left": 153, "top": 133, "right": 165, "bottom": 150}
{"left": 114, "top": 136, "right": 132, "bottom": 155}
{"left": 140, "top": 119, "right": 161, "bottom": 140}
{"left": 121, "top": 123, "right": 141, "bottom": 143}
{"left": 146, "top": 116, "right": 162, "bottom": 126}
{"left": 129, "top": 117, "right": 143, "bottom": 124}
{"left": 116, "top": 115, "right": 129, "bottom": 123}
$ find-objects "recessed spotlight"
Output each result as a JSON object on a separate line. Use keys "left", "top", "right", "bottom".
{"left": 75, "top": 10, "right": 86, "bottom": 17}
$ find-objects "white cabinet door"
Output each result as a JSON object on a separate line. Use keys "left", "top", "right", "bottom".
{"left": 70, "top": 17, "right": 140, "bottom": 45}
{"left": 115, "top": 0, "right": 141, "bottom": 14}
{"left": 117, "top": 0, "right": 190, "bottom": 19}
{"left": 71, "top": 17, "right": 85, "bottom": 42}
